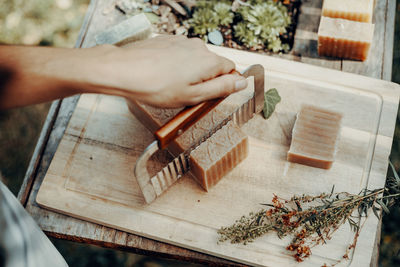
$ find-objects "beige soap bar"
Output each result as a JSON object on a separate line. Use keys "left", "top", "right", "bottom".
{"left": 318, "top": 17, "right": 374, "bottom": 61}
{"left": 190, "top": 121, "right": 248, "bottom": 190}
{"left": 322, "top": 0, "right": 374, "bottom": 22}
{"left": 287, "top": 105, "right": 342, "bottom": 169}
{"left": 95, "top": 13, "right": 152, "bottom": 46}
{"left": 127, "top": 100, "right": 249, "bottom": 191}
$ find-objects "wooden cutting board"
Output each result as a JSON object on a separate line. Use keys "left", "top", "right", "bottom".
{"left": 37, "top": 45, "right": 400, "bottom": 266}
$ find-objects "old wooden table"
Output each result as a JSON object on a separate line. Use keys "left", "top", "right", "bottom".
{"left": 19, "top": 0, "right": 397, "bottom": 266}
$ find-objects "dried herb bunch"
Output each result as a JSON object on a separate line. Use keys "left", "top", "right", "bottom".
{"left": 218, "top": 162, "right": 400, "bottom": 263}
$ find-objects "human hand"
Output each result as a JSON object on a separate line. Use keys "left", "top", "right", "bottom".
{"left": 87, "top": 35, "right": 248, "bottom": 108}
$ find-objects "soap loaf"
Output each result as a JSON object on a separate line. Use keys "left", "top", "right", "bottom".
{"left": 127, "top": 100, "right": 249, "bottom": 191}
{"left": 287, "top": 105, "right": 342, "bottom": 170}
{"left": 322, "top": 0, "right": 374, "bottom": 22}
{"left": 318, "top": 17, "right": 374, "bottom": 61}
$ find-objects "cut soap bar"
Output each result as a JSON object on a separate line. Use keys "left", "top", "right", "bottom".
{"left": 127, "top": 100, "right": 248, "bottom": 191}
{"left": 322, "top": 0, "right": 374, "bottom": 22}
{"left": 287, "top": 105, "right": 342, "bottom": 169}
{"left": 190, "top": 121, "right": 248, "bottom": 190}
{"left": 318, "top": 17, "right": 374, "bottom": 61}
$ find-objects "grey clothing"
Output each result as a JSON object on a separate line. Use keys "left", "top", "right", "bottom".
{"left": 0, "top": 181, "right": 68, "bottom": 267}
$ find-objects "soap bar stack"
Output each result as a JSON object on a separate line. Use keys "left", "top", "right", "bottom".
{"left": 318, "top": 0, "right": 375, "bottom": 61}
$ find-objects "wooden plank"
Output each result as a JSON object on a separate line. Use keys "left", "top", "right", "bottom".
{"left": 341, "top": 0, "right": 387, "bottom": 78}
{"left": 291, "top": 0, "right": 342, "bottom": 69}
{"left": 35, "top": 49, "right": 400, "bottom": 266}
{"left": 17, "top": 100, "right": 60, "bottom": 205}
{"left": 382, "top": 0, "right": 396, "bottom": 80}
{"left": 368, "top": 3, "right": 396, "bottom": 263}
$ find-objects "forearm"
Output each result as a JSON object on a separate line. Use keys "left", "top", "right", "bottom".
{"left": 0, "top": 45, "right": 103, "bottom": 110}
{"left": 0, "top": 37, "right": 247, "bottom": 110}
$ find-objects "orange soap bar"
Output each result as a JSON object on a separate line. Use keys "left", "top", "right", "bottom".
{"left": 127, "top": 100, "right": 248, "bottom": 191}
{"left": 287, "top": 105, "right": 343, "bottom": 170}
{"left": 190, "top": 121, "right": 248, "bottom": 190}
{"left": 318, "top": 17, "right": 374, "bottom": 61}
{"left": 322, "top": 0, "right": 374, "bottom": 22}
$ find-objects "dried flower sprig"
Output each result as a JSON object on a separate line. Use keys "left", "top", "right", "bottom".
{"left": 218, "top": 162, "right": 400, "bottom": 263}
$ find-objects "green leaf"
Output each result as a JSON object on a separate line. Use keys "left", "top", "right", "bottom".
{"left": 377, "top": 199, "right": 390, "bottom": 214}
{"left": 372, "top": 205, "right": 381, "bottom": 219}
{"left": 263, "top": 88, "right": 281, "bottom": 119}
{"left": 389, "top": 160, "right": 400, "bottom": 184}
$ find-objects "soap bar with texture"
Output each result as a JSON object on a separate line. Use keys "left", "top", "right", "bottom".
{"left": 190, "top": 121, "right": 248, "bottom": 190}
{"left": 318, "top": 17, "right": 374, "bottom": 61}
{"left": 127, "top": 100, "right": 249, "bottom": 191}
{"left": 322, "top": 0, "right": 374, "bottom": 22}
{"left": 287, "top": 105, "right": 342, "bottom": 170}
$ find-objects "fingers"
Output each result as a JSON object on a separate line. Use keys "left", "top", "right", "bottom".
{"left": 122, "top": 35, "right": 235, "bottom": 81}
{"left": 173, "top": 36, "right": 236, "bottom": 81}
{"left": 184, "top": 74, "right": 248, "bottom": 105}
{"left": 213, "top": 55, "right": 236, "bottom": 76}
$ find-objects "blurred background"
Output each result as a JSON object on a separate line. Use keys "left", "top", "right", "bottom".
{"left": 0, "top": 0, "right": 399, "bottom": 266}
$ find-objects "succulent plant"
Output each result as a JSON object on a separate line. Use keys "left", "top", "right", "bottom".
{"left": 189, "top": 7, "right": 219, "bottom": 35}
{"left": 189, "top": 1, "right": 233, "bottom": 37}
{"left": 213, "top": 2, "right": 234, "bottom": 26}
{"left": 188, "top": 0, "right": 291, "bottom": 53}
{"left": 234, "top": 0, "right": 291, "bottom": 52}
{"left": 234, "top": 21, "right": 259, "bottom": 48}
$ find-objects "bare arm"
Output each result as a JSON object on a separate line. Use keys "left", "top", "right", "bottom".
{"left": 0, "top": 35, "right": 247, "bottom": 110}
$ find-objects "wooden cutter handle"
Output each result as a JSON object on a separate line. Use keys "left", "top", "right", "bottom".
{"left": 155, "top": 98, "right": 224, "bottom": 149}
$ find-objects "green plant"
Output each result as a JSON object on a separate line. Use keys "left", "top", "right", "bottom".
{"left": 213, "top": 2, "right": 234, "bottom": 26}
{"left": 189, "top": 1, "right": 233, "bottom": 37}
{"left": 188, "top": 0, "right": 291, "bottom": 52}
{"left": 190, "top": 7, "right": 219, "bottom": 36}
{"left": 235, "top": 0, "right": 290, "bottom": 52}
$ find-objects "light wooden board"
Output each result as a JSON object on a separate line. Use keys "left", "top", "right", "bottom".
{"left": 36, "top": 46, "right": 400, "bottom": 267}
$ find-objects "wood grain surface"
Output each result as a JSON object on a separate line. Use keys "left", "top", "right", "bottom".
{"left": 21, "top": 0, "right": 398, "bottom": 266}
{"left": 36, "top": 46, "right": 400, "bottom": 266}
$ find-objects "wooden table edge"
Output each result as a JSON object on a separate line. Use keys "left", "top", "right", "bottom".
{"left": 44, "top": 230, "right": 246, "bottom": 267}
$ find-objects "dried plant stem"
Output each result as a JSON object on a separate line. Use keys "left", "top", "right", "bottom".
{"left": 218, "top": 173, "right": 400, "bottom": 263}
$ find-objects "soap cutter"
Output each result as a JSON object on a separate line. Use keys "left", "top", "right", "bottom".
{"left": 134, "top": 64, "right": 265, "bottom": 204}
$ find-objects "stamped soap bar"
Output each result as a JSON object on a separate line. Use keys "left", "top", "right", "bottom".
{"left": 318, "top": 16, "right": 374, "bottom": 61}
{"left": 287, "top": 105, "right": 342, "bottom": 170}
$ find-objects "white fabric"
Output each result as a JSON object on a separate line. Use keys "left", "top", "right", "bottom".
{"left": 0, "top": 181, "right": 68, "bottom": 267}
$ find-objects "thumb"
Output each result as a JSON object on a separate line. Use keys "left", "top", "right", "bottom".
{"left": 187, "top": 74, "right": 248, "bottom": 104}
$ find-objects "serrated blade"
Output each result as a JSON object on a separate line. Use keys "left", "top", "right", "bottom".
{"left": 142, "top": 97, "right": 254, "bottom": 199}
{"left": 134, "top": 64, "right": 265, "bottom": 204}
